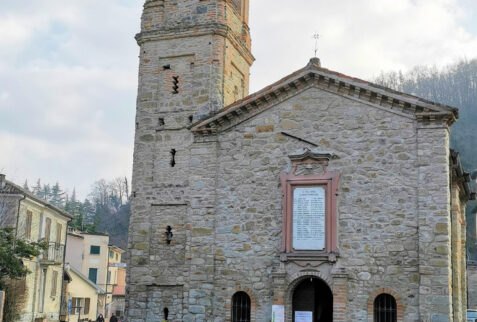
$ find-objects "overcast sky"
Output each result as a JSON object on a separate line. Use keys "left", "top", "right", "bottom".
{"left": 1, "top": 0, "right": 477, "bottom": 199}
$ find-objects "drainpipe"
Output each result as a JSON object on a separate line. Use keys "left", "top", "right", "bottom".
{"left": 59, "top": 217, "right": 71, "bottom": 321}
{"left": 31, "top": 208, "right": 45, "bottom": 322}
{"left": 13, "top": 193, "right": 26, "bottom": 250}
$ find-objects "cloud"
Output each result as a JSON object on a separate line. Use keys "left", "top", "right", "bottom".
{"left": 0, "top": 0, "right": 141, "bottom": 198}
{"left": 249, "top": 0, "right": 477, "bottom": 92}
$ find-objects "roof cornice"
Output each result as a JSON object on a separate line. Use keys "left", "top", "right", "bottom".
{"left": 135, "top": 22, "right": 254, "bottom": 65}
{"left": 191, "top": 59, "right": 458, "bottom": 134}
{"left": 0, "top": 180, "right": 73, "bottom": 220}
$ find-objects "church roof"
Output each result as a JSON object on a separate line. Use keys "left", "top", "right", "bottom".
{"left": 191, "top": 58, "right": 458, "bottom": 134}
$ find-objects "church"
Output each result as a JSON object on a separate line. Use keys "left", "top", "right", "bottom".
{"left": 126, "top": 1, "right": 475, "bottom": 321}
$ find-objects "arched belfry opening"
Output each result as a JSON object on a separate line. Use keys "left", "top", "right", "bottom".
{"left": 292, "top": 277, "right": 333, "bottom": 322}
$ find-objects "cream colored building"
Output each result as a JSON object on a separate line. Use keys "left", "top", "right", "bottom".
{"left": 0, "top": 174, "right": 72, "bottom": 322}
{"left": 63, "top": 265, "right": 105, "bottom": 321}
{"left": 65, "top": 229, "right": 118, "bottom": 319}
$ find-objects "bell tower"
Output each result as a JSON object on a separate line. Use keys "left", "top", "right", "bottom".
{"left": 127, "top": 1, "right": 253, "bottom": 321}
{"left": 136, "top": 0, "right": 253, "bottom": 118}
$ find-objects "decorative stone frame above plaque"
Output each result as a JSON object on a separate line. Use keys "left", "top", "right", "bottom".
{"left": 280, "top": 149, "right": 340, "bottom": 261}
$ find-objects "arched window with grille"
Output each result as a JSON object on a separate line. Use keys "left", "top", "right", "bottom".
{"left": 374, "top": 293, "right": 397, "bottom": 322}
{"left": 231, "top": 291, "right": 251, "bottom": 322}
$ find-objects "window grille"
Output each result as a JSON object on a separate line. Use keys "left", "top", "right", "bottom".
{"left": 231, "top": 291, "right": 251, "bottom": 322}
{"left": 374, "top": 294, "right": 397, "bottom": 322}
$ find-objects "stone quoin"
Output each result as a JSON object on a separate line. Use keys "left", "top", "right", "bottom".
{"left": 126, "top": 1, "right": 475, "bottom": 321}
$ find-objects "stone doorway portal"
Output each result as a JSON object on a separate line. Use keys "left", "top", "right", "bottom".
{"left": 292, "top": 278, "right": 333, "bottom": 322}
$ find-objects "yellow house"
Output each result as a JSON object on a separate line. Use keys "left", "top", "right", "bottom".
{"left": 0, "top": 174, "right": 72, "bottom": 322}
{"left": 64, "top": 265, "right": 105, "bottom": 321}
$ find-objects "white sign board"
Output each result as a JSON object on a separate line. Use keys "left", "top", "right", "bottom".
{"left": 292, "top": 187, "right": 325, "bottom": 250}
{"left": 295, "top": 311, "right": 313, "bottom": 322}
{"left": 272, "top": 305, "right": 284, "bottom": 322}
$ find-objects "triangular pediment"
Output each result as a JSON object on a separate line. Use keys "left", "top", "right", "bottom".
{"left": 191, "top": 58, "right": 458, "bottom": 135}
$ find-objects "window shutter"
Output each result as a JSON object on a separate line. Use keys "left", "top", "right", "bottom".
{"left": 51, "top": 271, "right": 58, "bottom": 296}
{"left": 25, "top": 211, "right": 32, "bottom": 238}
{"left": 88, "top": 268, "right": 98, "bottom": 284}
{"left": 84, "top": 298, "right": 90, "bottom": 314}
{"left": 56, "top": 223, "right": 62, "bottom": 244}
{"left": 45, "top": 218, "right": 51, "bottom": 242}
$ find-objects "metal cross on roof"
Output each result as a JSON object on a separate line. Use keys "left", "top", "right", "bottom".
{"left": 313, "top": 33, "right": 320, "bottom": 57}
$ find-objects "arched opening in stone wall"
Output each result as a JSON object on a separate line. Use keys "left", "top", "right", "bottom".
{"left": 292, "top": 277, "right": 333, "bottom": 322}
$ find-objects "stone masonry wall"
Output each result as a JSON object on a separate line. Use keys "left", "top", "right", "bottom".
{"left": 417, "top": 126, "right": 453, "bottom": 321}
{"left": 212, "top": 87, "right": 422, "bottom": 321}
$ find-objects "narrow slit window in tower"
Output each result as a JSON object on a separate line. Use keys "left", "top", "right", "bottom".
{"left": 172, "top": 76, "right": 179, "bottom": 94}
{"left": 170, "top": 149, "right": 176, "bottom": 167}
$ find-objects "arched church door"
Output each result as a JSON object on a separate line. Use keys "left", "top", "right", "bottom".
{"left": 292, "top": 278, "right": 333, "bottom": 322}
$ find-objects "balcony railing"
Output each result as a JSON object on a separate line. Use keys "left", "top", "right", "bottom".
{"left": 40, "top": 242, "right": 64, "bottom": 264}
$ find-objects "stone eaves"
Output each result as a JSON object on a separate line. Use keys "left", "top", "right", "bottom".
{"left": 190, "top": 58, "right": 458, "bottom": 135}
{"left": 450, "top": 150, "right": 476, "bottom": 201}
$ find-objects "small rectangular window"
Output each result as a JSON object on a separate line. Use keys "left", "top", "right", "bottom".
{"left": 88, "top": 268, "right": 98, "bottom": 284}
{"left": 25, "top": 211, "right": 32, "bottom": 238}
{"left": 90, "top": 245, "right": 100, "bottom": 255}
{"left": 109, "top": 250, "right": 114, "bottom": 258}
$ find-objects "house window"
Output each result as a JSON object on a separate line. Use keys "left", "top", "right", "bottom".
{"left": 90, "top": 245, "right": 100, "bottom": 255}
{"left": 281, "top": 151, "right": 340, "bottom": 254}
{"left": 110, "top": 250, "right": 114, "bottom": 258}
{"left": 374, "top": 294, "right": 397, "bottom": 322}
{"left": 231, "top": 291, "right": 251, "bottom": 322}
{"left": 25, "top": 211, "right": 32, "bottom": 238}
{"left": 88, "top": 268, "right": 98, "bottom": 284}
{"left": 72, "top": 297, "right": 83, "bottom": 314}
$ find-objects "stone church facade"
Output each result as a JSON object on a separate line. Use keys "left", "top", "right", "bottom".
{"left": 126, "top": 1, "right": 475, "bottom": 321}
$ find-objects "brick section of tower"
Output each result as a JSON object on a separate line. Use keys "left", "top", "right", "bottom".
{"left": 126, "top": 1, "right": 253, "bottom": 321}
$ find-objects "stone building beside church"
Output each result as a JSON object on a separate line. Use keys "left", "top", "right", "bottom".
{"left": 126, "top": 0, "right": 475, "bottom": 321}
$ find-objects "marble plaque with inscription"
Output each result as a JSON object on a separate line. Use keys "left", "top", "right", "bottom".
{"left": 292, "top": 187, "right": 325, "bottom": 250}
